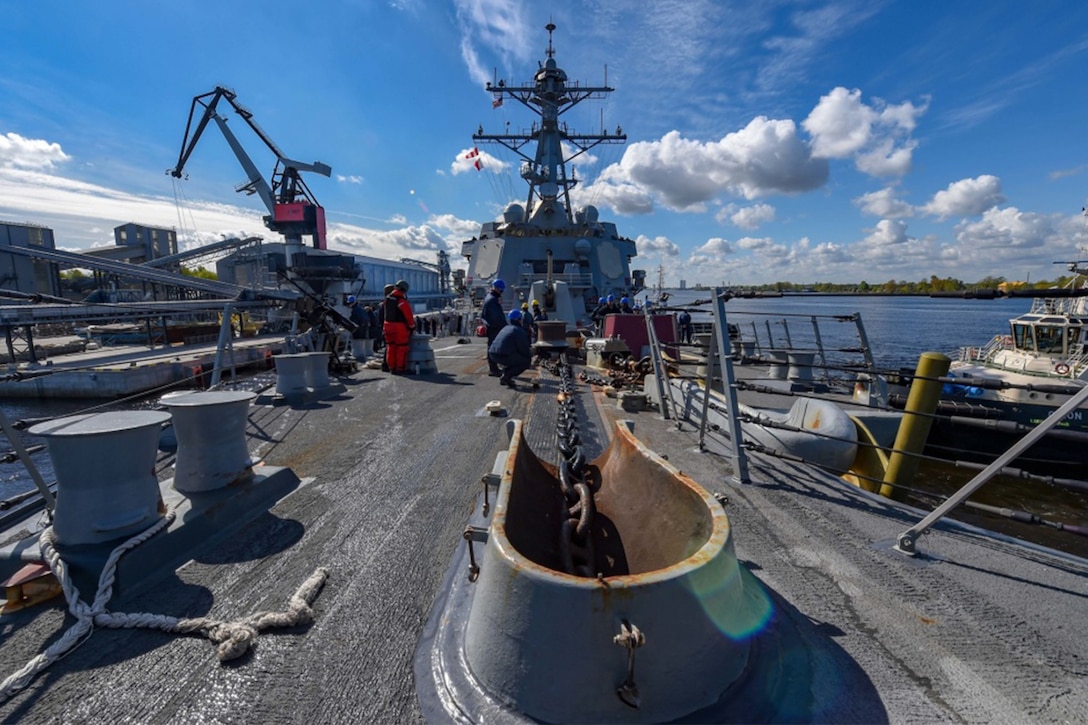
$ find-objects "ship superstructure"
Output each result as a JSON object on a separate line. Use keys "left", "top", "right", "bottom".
{"left": 460, "top": 23, "right": 645, "bottom": 327}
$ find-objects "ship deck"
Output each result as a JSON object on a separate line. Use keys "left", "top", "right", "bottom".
{"left": 1, "top": 338, "right": 1087, "bottom": 722}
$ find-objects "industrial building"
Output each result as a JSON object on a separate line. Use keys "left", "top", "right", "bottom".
{"left": 78, "top": 223, "right": 181, "bottom": 270}
{"left": 0, "top": 221, "right": 63, "bottom": 300}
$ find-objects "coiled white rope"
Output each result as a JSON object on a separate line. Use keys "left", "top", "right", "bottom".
{"left": 1, "top": 511, "right": 329, "bottom": 703}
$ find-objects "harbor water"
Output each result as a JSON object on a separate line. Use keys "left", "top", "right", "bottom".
{"left": 0, "top": 372, "right": 277, "bottom": 507}
{"left": 654, "top": 289, "right": 1035, "bottom": 370}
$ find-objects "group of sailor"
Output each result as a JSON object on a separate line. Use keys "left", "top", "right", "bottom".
{"left": 590, "top": 294, "right": 634, "bottom": 334}
{"left": 347, "top": 277, "right": 650, "bottom": 387}
{"left": 479, "top": 278, "right": 554, "bottom": 390}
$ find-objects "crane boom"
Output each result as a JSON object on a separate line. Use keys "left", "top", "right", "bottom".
{"left": 168, "top": 86, "right": 332, "bottom": 255}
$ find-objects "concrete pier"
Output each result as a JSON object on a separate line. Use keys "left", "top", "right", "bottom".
{"left": 0, "top": 337, "right": 283, "bottom": 399}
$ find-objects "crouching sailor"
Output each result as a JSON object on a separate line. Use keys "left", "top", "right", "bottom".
{"left": 488, "top": 309, "right": 532, "bottom": 389}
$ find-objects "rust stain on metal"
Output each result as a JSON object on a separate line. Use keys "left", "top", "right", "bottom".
{"left": 488, "top": 419, "right": 733, "bottom": 588}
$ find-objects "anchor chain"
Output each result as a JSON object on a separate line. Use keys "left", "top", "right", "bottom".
{"left": 555, "top": 354, "right": 597, "bottom": 577}
{"left": 577, "top": 356, "right": 649, "bottom": 391}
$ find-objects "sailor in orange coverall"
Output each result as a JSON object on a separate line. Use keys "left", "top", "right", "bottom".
{"left": 383, "top": 280, "right": 415, "bottom": 373}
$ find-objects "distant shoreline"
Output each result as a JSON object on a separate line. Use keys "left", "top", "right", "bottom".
{"left": 668, "top": 290, "right": 933, "bottom": 297}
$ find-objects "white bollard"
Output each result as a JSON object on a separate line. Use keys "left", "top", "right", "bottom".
{"left": 29, "top": 411, "right": 171, "bottom": 546}
{"left": 765, "top": 349, "right": 789, "bottom": 379}
{"left": 274, "top": 353, "right": 310, "bottom": 396}
{"left": 302, "top": 351, "right": 331, "bottom": 389}
{"left": 161, "top": 390, "right": 257, "bottom": 493}
{"left": 787, "top": 351, "right": 816, "bottom": 383}
{"left": 407, "top": 334, "right": 438, "bottom": 374}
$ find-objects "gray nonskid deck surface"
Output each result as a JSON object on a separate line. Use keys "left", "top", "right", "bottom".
{"left": 613, "top": 408, "right": 1088, "bottom": 722}
{"left": 2, "top": 344, "right": 1086, "bottom": 723}
{"left": 1, "top": 338, "right": 517, "bottom": 723}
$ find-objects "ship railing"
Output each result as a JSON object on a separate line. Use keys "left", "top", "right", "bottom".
{"left": 961, "top": 333, "right": 1012, "bottom": 362}
{"left": 895, "top": 381, "right": 1088, "bottom": 554}
{"left": 0, "top": 407, "right": 56, "bottom": 524}
{"left": 640, "top": 291, "right": 752, "bottom": 485}
{"left": 640, "top": 292, "right": 883, "bottom": 484}
{"left": 1028, "top": 294, "right": 1086, "bottom": 317}
{"left": 635, "top": 291, "right": 883, "bottom": 478}
{"left": 1065, "top": 347, "right": 1088, "bottom": 377}
{"left": 729, "top": 310, "right": 881, "bottom": 399}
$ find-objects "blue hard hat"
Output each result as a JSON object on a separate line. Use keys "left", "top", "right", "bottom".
{"left": 508, "top": 309, "right": 522, "bottom": 322}
{"left": 598, "top": 297, "right": 606, "bottom": 304}
{"left": 346, "top": 295, "right": 356, "bottom": 304}
{"left": 607, "top": 294, "right": 615, "bottom": 302}
{"left": 492, "top": 278, "right": 506, "bottom": 291}
{"left": 621, "top": 296, "right": 629, "bottom": 304}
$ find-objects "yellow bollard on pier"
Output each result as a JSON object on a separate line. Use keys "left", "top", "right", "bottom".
{"left": 881, "top": 352, "right": 950, "bottom": 500}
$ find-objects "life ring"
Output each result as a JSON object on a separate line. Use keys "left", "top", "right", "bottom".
{"left": 1055, "top": 362, "right": 1071, "bottom": 376}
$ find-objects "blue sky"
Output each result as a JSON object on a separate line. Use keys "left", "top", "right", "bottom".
{"left": 2, "top": 0, "right": 1087, "bottom": 287}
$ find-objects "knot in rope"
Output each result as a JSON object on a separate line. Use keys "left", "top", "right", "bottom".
{"left": 1, "top": 509, "right": 330, "bottom": 702}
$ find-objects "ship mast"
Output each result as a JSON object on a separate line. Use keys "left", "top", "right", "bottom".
{"left": 474, "top": 23, "right": 626, "bottom": 226}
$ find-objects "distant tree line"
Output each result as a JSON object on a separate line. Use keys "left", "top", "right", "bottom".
{"left": 691, "top": 274, "right": 1080, "bottom": 295}
{"left": 60, "top": 265, "right": 218, "bottom": 288}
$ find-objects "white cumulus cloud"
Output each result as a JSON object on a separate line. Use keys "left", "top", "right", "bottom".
{"left": 695, "top": 237, "right": 736, "bottom": 257}
{"left": 922, "top": 175, "right": 1005, "bottom": 220}
{"left": 953, "top": 206, "right": 1057, "bottom": 249}
{"left": 592, "top": 118, "right": 828, "bottom": 213}
{"left": 803, "top": 87, "right": 926, "bottom": 177}
{"left": 0, "top": 132, "right": 71, "bottom": 170}
{"left": 635, "top": 234, "right": 680, "bottom": 257}
{"left": 854, "top": 187, "right": 914, "bottom": 218}
{"left": 720, "top": 202, "right": 776, "bottom": 230}
{"left": 863, "top": 219, "right": 911, "bottom": 246}
{"left": 451, "top": 147, "right": 508, "bottom": 175}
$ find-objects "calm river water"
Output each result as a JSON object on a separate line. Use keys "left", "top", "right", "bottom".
{"left": 661, "top": 289, "right": 1034, "bottom": 370}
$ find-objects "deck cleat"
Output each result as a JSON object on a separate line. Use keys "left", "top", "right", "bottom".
{"left": 2, "top": 561, "right": 62, "bottom": 615}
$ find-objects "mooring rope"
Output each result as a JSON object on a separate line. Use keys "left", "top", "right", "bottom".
{"left": 0, "top": 512, "right": 328, "bottom": 703}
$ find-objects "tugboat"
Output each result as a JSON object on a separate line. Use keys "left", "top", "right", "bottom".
{"left": 900, "top": 261, "right": 1088, "bottom": 475}
{"left": 459, "top": 23, "right": 645, "bottom": 329}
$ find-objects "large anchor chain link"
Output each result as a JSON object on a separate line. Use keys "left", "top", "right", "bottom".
{"left": 555, "top": 354, "right": 596, "bottom": 577}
